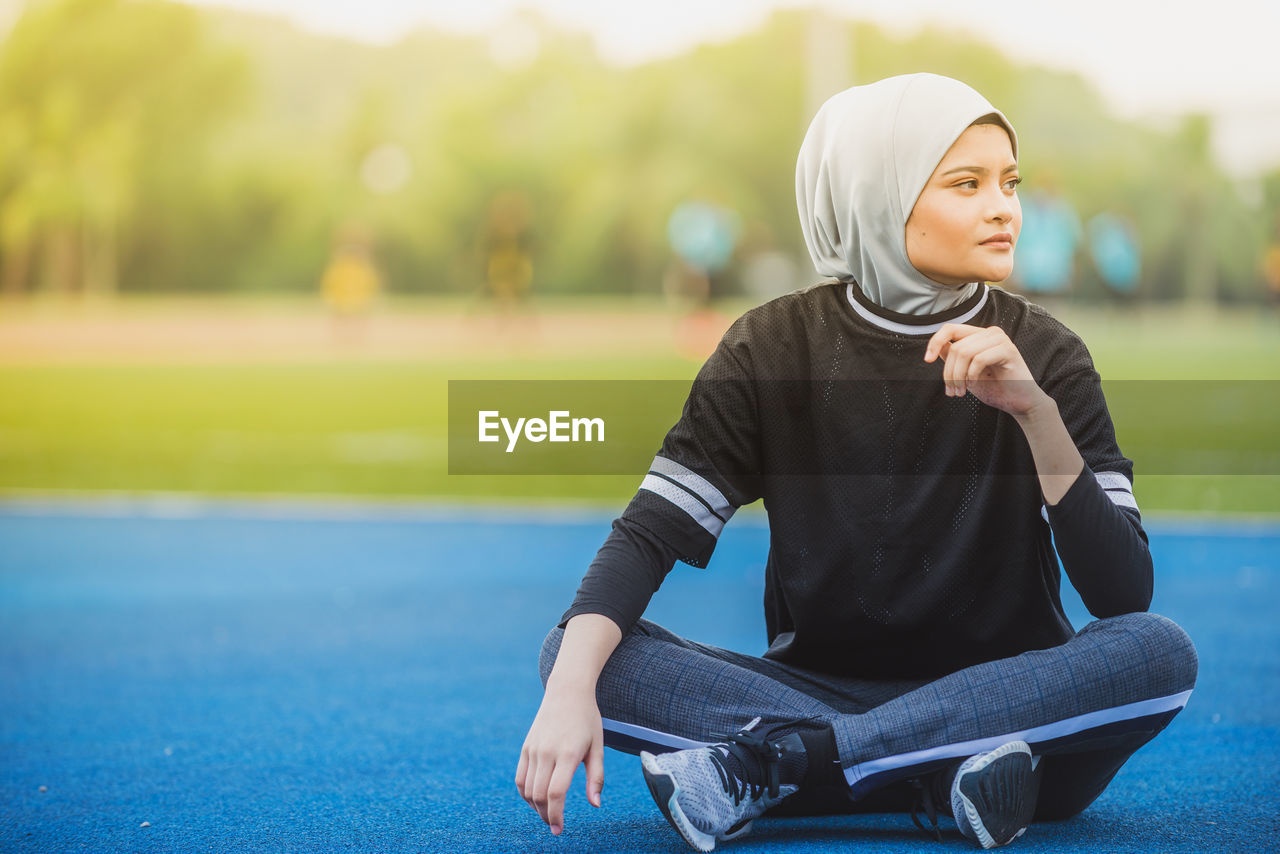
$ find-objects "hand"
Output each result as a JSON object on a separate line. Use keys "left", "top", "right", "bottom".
{"left": 515, "top": 683, "right": 605, "bottom": 836}
{"left": 923, "top": 323, "right": 1051, "bottom": 420}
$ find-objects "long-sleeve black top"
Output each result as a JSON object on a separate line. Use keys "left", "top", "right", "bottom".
{"left": 561, "top": 282, "right": 1152, "bottom": 680}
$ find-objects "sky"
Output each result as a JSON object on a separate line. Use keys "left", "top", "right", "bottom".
{"left": 5, "top": 0, "right": 1278, "bottom": 176}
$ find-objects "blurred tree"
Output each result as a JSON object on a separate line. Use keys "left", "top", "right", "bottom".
{"left": 0, "top": 0, "right": 248, "bottom": 297}
{"left": 0, "top": 2, "right": 1271, "bottom": 302}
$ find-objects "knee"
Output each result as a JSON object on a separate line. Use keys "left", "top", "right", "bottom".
{"left": 538, "top": 625, "right": 565, "bottom": 688}
{"left": 1085, "top": 611, "right": 1199, "bottom": 695}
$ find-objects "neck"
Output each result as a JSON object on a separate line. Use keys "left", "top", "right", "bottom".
{"left": 857, "top": 279, "right": 980, "bottom": 316}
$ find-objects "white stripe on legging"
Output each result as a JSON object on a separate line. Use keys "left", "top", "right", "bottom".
{"left": 842, "top": 688, "right": 1193, "bottom": 788}
{"left": 602, "top": 717, "right": 708, "bottom": 751}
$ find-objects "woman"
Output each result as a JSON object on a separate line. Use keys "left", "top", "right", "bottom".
{"left": 516, "top": 73, "right": 1197, "bottom": 851}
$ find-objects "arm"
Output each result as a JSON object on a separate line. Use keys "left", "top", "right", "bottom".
{"left": 1013, "top": 395, "right": 1083, "bottom": 506}
{"left": 925, "top": 323, "right": 1152, "bottom": 617}
{"left": 558, "top": 514, "right": 682, "bottom": 636}
{"left": 516, "top": 325, "right": 763, "bottom": 834}
{"left": 515, "top": 519, "right": 678, "bottom": 836}
{"left": 1015, "top": 394, "right": 1153, "bottom": 614}
{"left": 516, "top": 613, "right": 620, "bottom": 836}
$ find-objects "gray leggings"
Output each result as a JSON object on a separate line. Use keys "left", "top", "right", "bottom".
{"left": 539, "top": 612, "right": 1198, "bottom": 820}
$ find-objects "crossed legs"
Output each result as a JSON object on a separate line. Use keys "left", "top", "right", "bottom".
{"left": 538, "top": 612, "right": 1198, "bottom": 821}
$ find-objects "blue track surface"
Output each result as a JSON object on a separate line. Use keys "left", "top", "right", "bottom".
{"left": 1, "top": 501, "right": 1277, "bottom": 852}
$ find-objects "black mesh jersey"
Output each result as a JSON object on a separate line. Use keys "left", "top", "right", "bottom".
{"left": 562, "top": 280, "right": 1153, "bottom": 680}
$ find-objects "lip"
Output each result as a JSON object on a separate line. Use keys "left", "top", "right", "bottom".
{"left": 981, "top": 232, "right": 1014, "bottom": 247}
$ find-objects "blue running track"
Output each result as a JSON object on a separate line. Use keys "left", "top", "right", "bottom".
{"left": 1, "top": 499, "right": 1277, "bottom": 852}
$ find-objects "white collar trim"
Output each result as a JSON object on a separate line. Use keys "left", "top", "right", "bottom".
{"left": 845, "top": 283, "right": 989, "bottom": 335}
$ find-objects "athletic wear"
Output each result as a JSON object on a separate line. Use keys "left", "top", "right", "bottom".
{"left": 639, "top": 717, "right": 806, "bottom": 852}
{"left": 561, "top": 281, "right": 1152, "bottom": 680}
{"left": 540, "top": 611, "right": 1197, "bottom": 820}
{"left": 544, "top": 277, "right": 1194, "bottom": 844}
{"left": 796, "top": 73, "right": 1018, "bottom": 315}
{"left": 950, "top": 741, "right": 1039, "bottom": 849}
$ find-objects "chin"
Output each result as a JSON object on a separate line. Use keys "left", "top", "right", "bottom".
{"left": 926, "top": 263, "right": 1014, "bottom": 287}
{"left": 976, "top": 263, "right": 1015, "bottom": 284}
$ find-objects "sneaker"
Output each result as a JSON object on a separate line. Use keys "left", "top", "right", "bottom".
{"left": 950, "top": 740, "right": 1040, "bottom": 849}
{"left": 640, "top": 717, "right": 805, "bottom": 852}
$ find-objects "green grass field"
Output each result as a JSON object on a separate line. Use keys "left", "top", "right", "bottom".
{"left": 0, "top": 295, "right": 1276, "bottom": 513}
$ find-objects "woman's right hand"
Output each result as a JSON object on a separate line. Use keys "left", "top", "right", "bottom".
{"left": 515, "top": 681, "right": 605, "bottom": 836}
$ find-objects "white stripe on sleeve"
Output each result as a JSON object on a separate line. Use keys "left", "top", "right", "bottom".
{"left": 649, "top": 456, "right": 735, "bottom": 519}
{"left": 1096, "top": 471, "right": 1139, "bottom": 512}
{"left": 1095, "top": 471, "right": 1133, "bottom": 494}
{"left": 1043, "top": 470, "right": 1140, "bottom": 524}
{"left": 639, "top": 474, "right": 728, "bottom": 538}
{"left": 1107, "top": 490, "right": 1139, "bottom": 511}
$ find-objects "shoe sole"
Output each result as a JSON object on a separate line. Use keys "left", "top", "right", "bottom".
{"left": 641, "top": 751, "right": 717, "bottom": 853}
{"left": 954, "top": 741, "right": 1038, "bottom": 849}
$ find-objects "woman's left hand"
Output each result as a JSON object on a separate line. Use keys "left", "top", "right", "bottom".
{"left": 923, "top": 323, "right": 1051, "bottom": 420}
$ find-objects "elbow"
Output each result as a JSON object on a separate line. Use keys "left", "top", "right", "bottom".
{"left": 1094, "top": 588, "right": 1152, "bottom": 619}
{"left": 1086, "top": 549, "right": 1154, "bottom": 618}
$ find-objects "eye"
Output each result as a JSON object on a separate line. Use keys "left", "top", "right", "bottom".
{"left": 1004, "top": 177, "right": 1023, "bottom": 191}
{"left": 956, "top": 179, "right": 978, "bottom": 189}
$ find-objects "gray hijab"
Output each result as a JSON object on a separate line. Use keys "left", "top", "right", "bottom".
{"left": 795, "top": 73, "right": 1018, "bottom": 316}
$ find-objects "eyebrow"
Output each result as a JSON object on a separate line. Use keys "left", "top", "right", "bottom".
{"left": 942, "top": 164, "right": 1019, "bottom": 176}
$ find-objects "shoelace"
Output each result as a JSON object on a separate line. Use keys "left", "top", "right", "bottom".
{"left": 704, "top": 715, "right": 823, "bottom": 806}
{"left": 910, "top": 759, "right": 964, "bottom": 844}
{"left": 909, "top": 775, "right": 944, "bottom": 843}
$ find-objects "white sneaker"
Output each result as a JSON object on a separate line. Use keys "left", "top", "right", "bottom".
{"left": 640, "top": 717, "right": 803, "bottom": 852}
{"left": 951, "top": 740, "right": 1040, "bottom": 849}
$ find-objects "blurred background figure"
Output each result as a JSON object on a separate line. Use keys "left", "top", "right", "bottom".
{"left": 1087, "top": 212, "right": 1142, "bottom": 301}
{"left": 321, "top": 224, "right": 381, "bottom": 345}
{"left": 1264, "top": 211, "right": 1280, "bottom": 306}
{"left": 664, "top": 199, "right": 740, "bottom": 358}
{"left": 483, "top": 189, "right": 535, "bottom": 316}
{"left": 1010, "top": 187, "right": 1082, "bottom": 306}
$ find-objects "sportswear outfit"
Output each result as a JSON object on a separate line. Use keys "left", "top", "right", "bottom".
{"left": 537, "top": 72, "right": 1198, "bottom": 843}
{"left": 540, "top": 280, "right": 1198, "bottom": 821}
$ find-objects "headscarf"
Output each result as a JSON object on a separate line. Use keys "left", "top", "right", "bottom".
{"left": 795, "top": 73, "right": 1018, "bottom": 316}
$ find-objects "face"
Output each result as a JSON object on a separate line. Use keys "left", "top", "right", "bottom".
{"left": 904, "top": 123, "right": 1022, "bottom": 286}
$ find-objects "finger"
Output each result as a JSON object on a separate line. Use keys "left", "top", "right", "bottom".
{"left": 522, "top": 752, "right": 542, "bottom": 810}
{"left": 947, "top": 345, "right": 971, "bottom": 396}
{"left": 924, "top": 323, "right": 983, "bottom": 362}
{"left": 531, "top": 756, "right": 554, "bottom": 826}
{"left": 932, "top": 338, "right": 953, "bottom": 366}
{"left": 586, "top": 736, "right": 605, "bottom": 808}
{"left": 966, "top": 344, "right": 1011, "bottom": 383}
{"left": 944, "top": 335, "right": 976, "bottom": 395}
{"left": 516, "top": 747, "right": 530, "bottom": 803}
{"left": 547, "top": 759, "right": 578, "bottom": 835}
{"left": 947, "top": 329, "right": 1005, "bottom": 396}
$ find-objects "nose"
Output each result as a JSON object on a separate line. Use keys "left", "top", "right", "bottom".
{"left": 987, "top": 187, "right": 1015, "bottom": 224}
